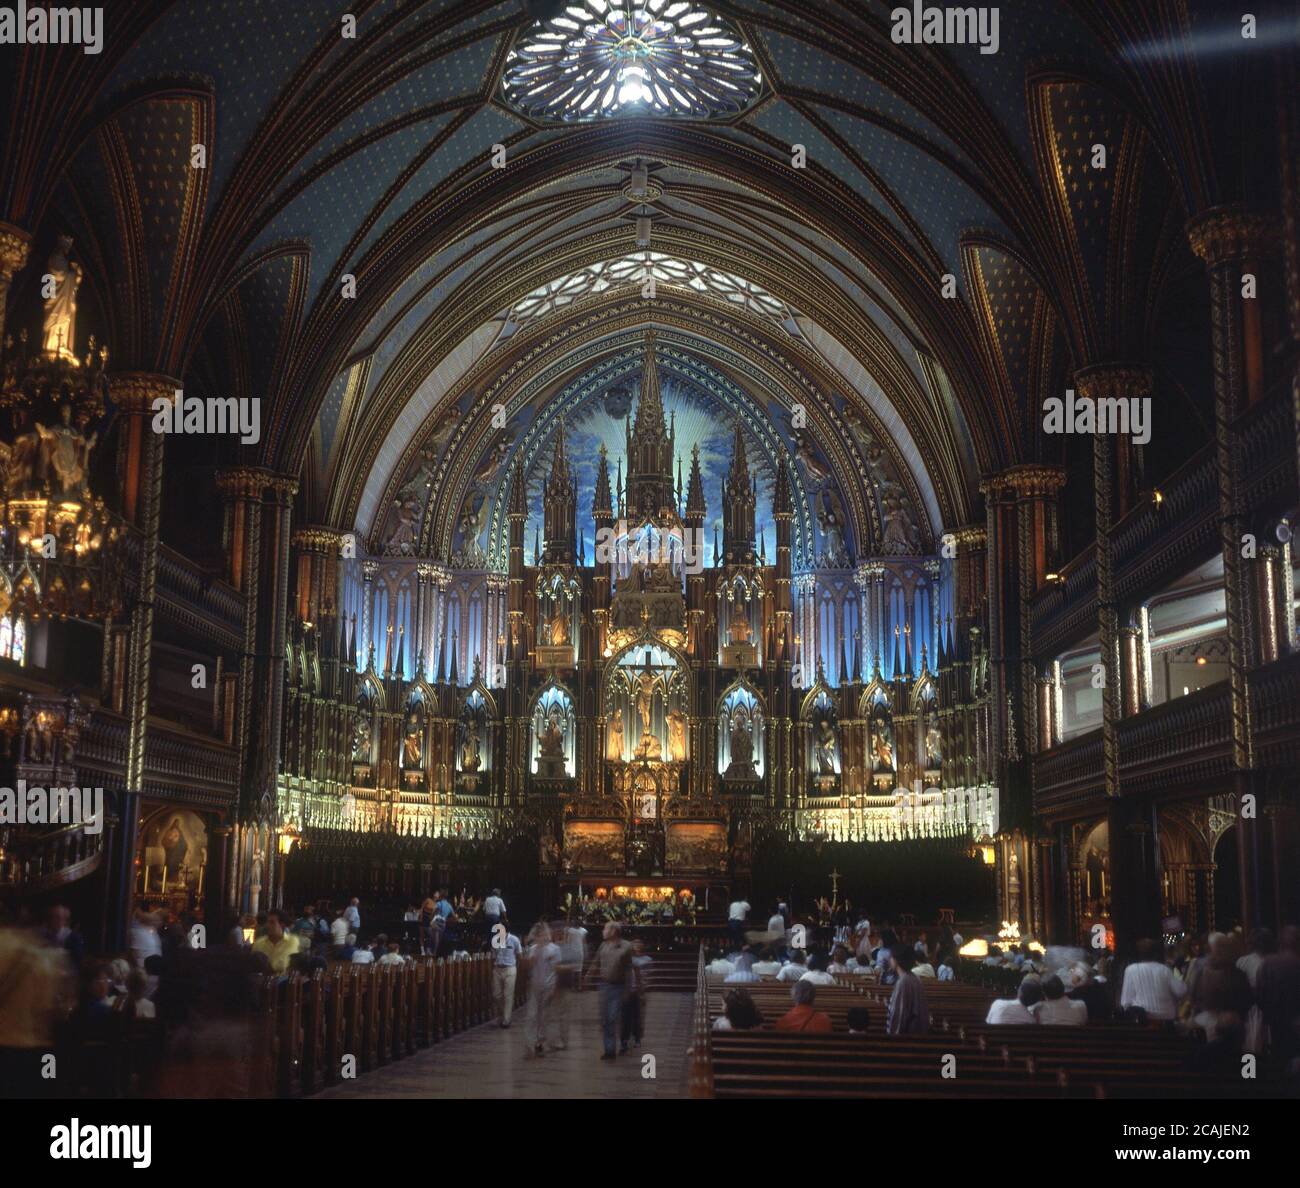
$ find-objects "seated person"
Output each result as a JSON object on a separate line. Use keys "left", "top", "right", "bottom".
{"left": 340, "top": 932, "right": 357, "bottom": 961}
{"left": 800, "top": 951, "right": 838, "bottom": 985}
{"left": 845, "top": 1006, "right": 871, "bottom": 1034}
{"left": 750, "top": 946, "right": 782, "bottom": 978}
{"left": 776, "top": 950, "right": 807, "bottom": 982}
{"left": 713, "top": 988, "right": 764, "bottom": 1032}
{"left": 937, "top": 953, "right": 957, "bottom": 982}
{"left": 775, "top": 979, "right": 833, "bottom": 1033}
{"left": 723, "top": 950, "right": 759, "bottom": 983}
{"left": 912, "top": 954, "right": 937, "bottom": 979}
{"left": 985, "top": 974, "right": 1043, "bottom": 1025}
{"left": 827, "top": 945, "right": 851, "bottom": 974}
{"left": 350, "top": 937, "right": 375, "bottom": 964}
{"left": 1031, "top": 973, "right": 1089, "bottom": 1026}
{"left": 378, "top": 942, "right": 405, "bottom": 966}
{"left": 706, "top": 949, "right": 736, "bottom": 979}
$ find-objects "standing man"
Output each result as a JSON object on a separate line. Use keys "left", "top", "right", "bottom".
{"left": 728, "top": 893, "right": 751, "bottom": 947}
{"left": 766, "top": 902, "right": 787, "bottom": 959}
{"left": 433, "top": 888, "right": 455, "bottom": 956}
{"left": 344, "top": 897, "right": 361, "bottom": 939}
{"left": 491, "top": 917, "right": 524, "bottom": 1028}
{"left": 484, "top": 888, "right": 506, "bottom": 928}
{"left": 885, "top": 947, "right": 931, "bottom": 1035}
{"left": 591, "top": 922, "right": 633, "bottom": 1060}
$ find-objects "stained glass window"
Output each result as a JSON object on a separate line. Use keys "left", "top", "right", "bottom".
{"left": 11, "top": 616, "right": 24, "bottom": 665}
{"left": 503, "top": 1, "right": 762, "bottom": 122}
{"left": 0, "top": 615, "right": 12, "bottom": 659}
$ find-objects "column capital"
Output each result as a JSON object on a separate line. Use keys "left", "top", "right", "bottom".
{"left": 1186, "top": 206, "right": 1279, "bottom": 267}
{"left": 266, "top": 473, "right": 298, "bottom": 504}
{"left": 109, "top": 371, "right": 183, "bottom": 415}
{"left": 215, "top": 465, "right": 269, "bottom": 501}
{"left": 950, "top": 524, "right": 987, "bottom": 548}
{"left": 0, "top": 221, "right": 32, "bottom": 276}
{"left": 983, "top": 464, "right": 1067, "bottom": 500}
{"left": 293, "top": 525, "right": 345, "bottom": 552}
{"left": 1073, "top": 364, "right": 1153, "bottom": 403}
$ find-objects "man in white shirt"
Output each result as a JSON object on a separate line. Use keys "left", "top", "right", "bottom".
{"left": 985, "top": 976, "right": 1043, "bottom": 1025}
{"left": 484, "top": 888, "right": 506, "bottom": 925}
{"left": 1119, "top": 939, "right": 1187, "bottom": 1021}
{"left": 751, "top": 948, "right": 782, "bottom": 978}
{"left": 776, "top": 952, "right": 807, "bottom": 982}
{"left": 492, "top": 925, "right": 524, "bottom": 1027}
{"left": 350, "top": 936, "right": 374, "bottom": 964}
{"left": 706, "top": 950, "right": 736, "bottom": 979}
{"left": 1031, "top": 974, "right": 1088, "bottom": 1025}
{"left": 330, "top": 909, "right": 349, "bottom": 951}
{"left": 728, "top": 896, "right": 751, "bottom": 946}
{"left": 344, "top": 897, "right": 361, "bottom": 934}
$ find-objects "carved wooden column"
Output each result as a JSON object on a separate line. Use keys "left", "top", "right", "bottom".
{"left": 1188, "top": 207, "right": 1278, "bottom": 931}
{"left": 1075, "top": 365, "right": 1155, "bottom": 953}
{"left": 106, "top": 373, "right": 174, "bottom": 949}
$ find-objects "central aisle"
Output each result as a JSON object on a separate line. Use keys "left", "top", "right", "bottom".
{"left": 314, "top": 989, "right": 696, "bottom": 1100}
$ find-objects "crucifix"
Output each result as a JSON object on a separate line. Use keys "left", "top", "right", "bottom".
{"left": 829, "top": 866, "right": 841, "bottom": 908}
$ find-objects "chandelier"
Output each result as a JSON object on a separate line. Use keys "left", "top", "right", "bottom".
{"left": 0, "top": 237, "right": 119, "bottom": 629}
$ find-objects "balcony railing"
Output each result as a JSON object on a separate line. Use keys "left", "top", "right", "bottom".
{"left": 1033, "top": 651, "right": 1300, "bottom": 816}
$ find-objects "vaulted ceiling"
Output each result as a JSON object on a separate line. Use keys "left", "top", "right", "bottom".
{"left": 0, "top": 0, "right": 1282, "bottom": 563}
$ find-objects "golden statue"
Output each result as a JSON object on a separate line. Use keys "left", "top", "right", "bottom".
{"left": 548, "top": 605, "right": 569, "bottom": 646}
{"left": 460, "top": 720, "right": 481, "bottom": 773}
{"left": 606, "top": 709, "right": 624, "bottom": 762}
{"left": 538, "top": 707, "right": 566, "bottom": 758}
{"left": 728, "top": 610, "right": 751, "bottom": 644}
{"left": 667, "top": 709, "right": 687, "bottom": 761}
{"left": 42, "top": 235, "right": 82, "bottom": 359}
{"left": 636, "top": 667, "right": 656, "bottom": 737}
{"left": 35, "top": 403, "right": 96, "bottom": 496}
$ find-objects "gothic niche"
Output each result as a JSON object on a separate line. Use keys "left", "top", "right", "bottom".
{"left": 719, "top": 573, "right": 761, "bottom": 669}
{"left": 719, "top": 683, "right": 763, "bottom": 782}
{"left": 536, "top": 569, "right": 578, "bottom": 667}
{"left": 604, "top": 644, "right": 687, "bottom": 767}
{"left": 915, "top": 680, "right": 941, "bottom": 780}
{"left": 803, "top": 687, "right": 840, "bottom": 793}
{"left": 457, "top": 687, "right": 492, "bottom": 790}
{"left": 532, "top": 684, "right": 575, "bottom": 781}
{"left": 867, "top": 691, "right": 896, "bottom": 788}
{"left": 351, "top": 684, "right": 377, "bottom": 783}
{"left": 401, "top": 692, "right": 425, "bottom": 779}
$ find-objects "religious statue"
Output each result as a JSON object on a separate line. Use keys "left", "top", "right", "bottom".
{"left": 538, "top": 707, "right": 566, "bottom": 758}
{"left": 792, "top": 430, "right": 830, "bottom": 489}
{"left": 925, "top": 721, "right": 941, "bottom": 766}
{"left": 727, "top": 708, "right": 755, "bottom": 778}
{"left": 872, "top": 715, "right": 894, "bottom": 770}
{"left": 606, "top": 709, "right": 624, "bottom": 762}
{"left": 548, "top": 604, "right": 569, "bottom": 647}
{"left": 636, "top": 666, "right": 656, "bottom": 738}
{"left": 351, "top": 712, "right": 371, "bottom": 762}
{"left": 666, "top": 709, "right": 687, "bottom": 762}
{"left": 24, "top": 712, "right": 53, "bottom": 763}
{"left": 452, "top": 491, "right": 489, "bottom": 567}
{"left": 460, "top": 719, "right": 482, "bottom": 772}
{"left": 35, "top": 403, "right": 96, "bottom": 497}
{"left": 815, "top": 716, "right": 838, "bottom": 775}
{"left": 384, "top": 498, "right": 420, "bottom": 554}
{"left": 42, "top": 235, "right": 82, "bottom": 359}
{"left": 818, "top": 489, "right": 850, "bottom": 567}
{"left": 402, "top": 709, "right": 423, "bottom": 767}
{"left": 728, "top": 608, "right": 751, "bottom": 644}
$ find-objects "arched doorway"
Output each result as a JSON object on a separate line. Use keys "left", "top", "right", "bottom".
{"left": 1213, "top": 827, "right": 1241, "bottom": 933}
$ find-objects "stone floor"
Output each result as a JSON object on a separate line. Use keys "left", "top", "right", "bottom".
{"left": 314, "top": 990, "right": 695, "bottom": 1099}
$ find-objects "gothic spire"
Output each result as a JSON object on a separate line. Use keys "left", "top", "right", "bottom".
{"left": 686, "top": 443, "right": 706, "bottom": 518}
{"left": 594, "top": 443, "right": 612, "bottom": 517}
